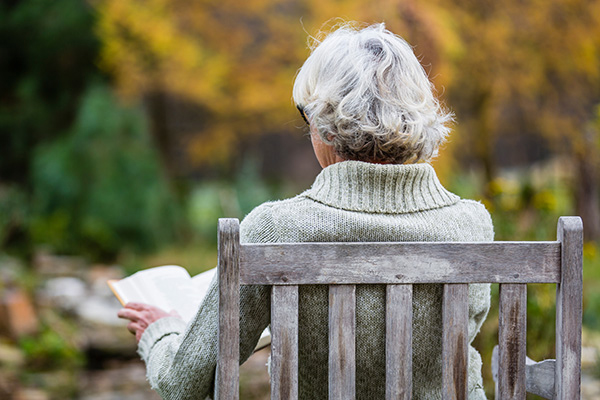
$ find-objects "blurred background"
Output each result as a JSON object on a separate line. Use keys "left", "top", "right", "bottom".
{"left": 1, "top": 0, "right": 600, "bottom": 398}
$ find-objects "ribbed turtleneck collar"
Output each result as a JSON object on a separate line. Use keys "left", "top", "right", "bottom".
{"left": 303, "top": 161, "right": 460, "bottom": 214}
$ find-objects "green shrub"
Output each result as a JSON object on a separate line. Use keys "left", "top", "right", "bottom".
{"left": 188, "top": 158, "right": 290, "bottom": 246}
{"left": 30, "top": 85, "right": 181, "bottom": 260}
{"left": 19, "top": 326, "right": 83, "bottom": 371}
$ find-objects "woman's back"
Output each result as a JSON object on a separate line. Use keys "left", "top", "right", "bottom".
{"left": 241, "top": 161, "right": 493, "bottom": 399}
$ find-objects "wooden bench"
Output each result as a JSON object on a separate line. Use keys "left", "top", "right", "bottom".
{"left": 215, "top": 216, "right": 583, "bottom": 399}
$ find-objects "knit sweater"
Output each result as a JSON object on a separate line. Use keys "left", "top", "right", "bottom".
{"left": 137, "top": 160, "right": 494, "bottom": 400}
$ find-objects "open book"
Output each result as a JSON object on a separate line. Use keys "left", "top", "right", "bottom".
{"left": 108, "top": 266, "right": 271, "bottom": 351}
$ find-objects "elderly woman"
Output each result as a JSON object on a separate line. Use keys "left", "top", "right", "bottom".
{"left": 118, "top": 23, "right": 493, "bottom": 399}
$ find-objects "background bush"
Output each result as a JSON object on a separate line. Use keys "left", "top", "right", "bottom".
{"left": 29, "top": 85, "right": 181, "bottom": 260}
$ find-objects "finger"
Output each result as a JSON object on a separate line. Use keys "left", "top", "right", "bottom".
{"left": 125, "top": 302, "right": 150, "bottom": 311}
{"left": 117, "top": 309, "right": 140, "bottom": 321}
{"left": 127, "top": 321, "right": 144, "bottom": 335}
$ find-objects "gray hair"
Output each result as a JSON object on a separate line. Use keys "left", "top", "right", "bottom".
{"left": 293, "top": 23, "right": 453, "bottom": 164}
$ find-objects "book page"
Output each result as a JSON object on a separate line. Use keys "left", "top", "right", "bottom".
{"left": 110, "top": 265, "right": 272, "bottom": 350}
{"left": 256, "top": 328, "right": 271, "bottom": 350}
{"left": 136, "top": 266, "right": 203, "bottom": 322}
{"left": 109, "top": 277, "right": 149, "bottom": 305}
{"left": 110, "top": 265, "right": 202, "bottom": 322}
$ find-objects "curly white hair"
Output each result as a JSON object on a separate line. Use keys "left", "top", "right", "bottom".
{"left": 293, "top": 22, "right": 453, "bottom": 164}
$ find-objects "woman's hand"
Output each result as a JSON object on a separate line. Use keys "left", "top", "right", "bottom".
{"left": 117, "top": 302, "right": 181, "bottom": 343}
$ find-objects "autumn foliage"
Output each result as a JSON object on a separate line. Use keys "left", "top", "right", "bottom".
{"left": 96, "top": 1, "right": 599, "bottom": 156}
{"left": 95, "top": 0, "right": 600, "bottom": 239}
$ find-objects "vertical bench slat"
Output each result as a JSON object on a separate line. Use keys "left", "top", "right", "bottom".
{"left": 329, "top": 285, "right": 356, "bottom": 400}
{"left": 271, "top": 285, "right": 299, "bottom": 400}
{"left": 217, "top": 219, "right": 240, "bottom": 400}
{"left": 385, "top": 284, "right": 413, "bottom": 400}
{"left": 442, "top": 283, "right": 469, "bottom": 400}
{"left": 556, "top": 217, "right": 583, "bottom": 399}
{"left": 498, "top": 284, "right": 527, "bottom": 399}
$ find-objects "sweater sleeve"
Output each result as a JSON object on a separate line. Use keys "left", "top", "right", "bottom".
{"left": 136, "top": 205, "right": 275, "bottom": 399}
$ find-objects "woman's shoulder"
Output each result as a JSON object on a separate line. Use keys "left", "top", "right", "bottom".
{"left": 450, "top": 198, "right": 495, "bottom": 241}
{"left": 240, "top": 195, "right": 311, "bottom": 243}
{"left": 456, "top": 198, "right": 492, "bottom": 215}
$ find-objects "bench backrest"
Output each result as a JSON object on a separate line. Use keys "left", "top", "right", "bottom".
{"left": 216, "top": 216, "right": 583, "bottom": 399}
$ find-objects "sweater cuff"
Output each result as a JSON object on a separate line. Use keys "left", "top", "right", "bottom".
{"left": 137, "top": 316, "right": 187, "bottom": 361}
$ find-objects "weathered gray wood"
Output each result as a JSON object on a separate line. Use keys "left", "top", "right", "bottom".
{"left": 555, "top": 216, "right": 583, "bottom": 399}
{"left": 492, "top": 345, "right": 500, "bottom": 399}
{"left": 271, "top": 285, "right": 299, "bottom": 400}
{"left": 217, "top": 218, "right": 240, "bottom": 400}
{"left": 214, "top": 216, "right": 582, "bottom": 400}
{"left": 329, "top": 285, "right": 356, "bottom": 400}
{"left": 385, "top": 285, "right": 413, "bottom": 400}
{"left": 239, "top": 242, "right": 560, "bottom": 285}
{"left": 492, "top": 346, "right": 555, "bottom": 399}
{"left": 498, "top": 284, "right": 527, "bottom": 399}
{"left": 442, "top": 284, "right": 469, "bottom": 400}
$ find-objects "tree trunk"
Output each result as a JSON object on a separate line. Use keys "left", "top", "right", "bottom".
{"left": 575, "top": 127, "right": 600, "bottom": 241}
{"left": 145, "top": 91, "right": 177, "bottom": 185}
{"left": 475, "top": 90, "right": 497, "bottom": 196}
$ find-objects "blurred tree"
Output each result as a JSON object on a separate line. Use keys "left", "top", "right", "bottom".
{"left": 95, "top": 0, "right": 458, "bottom": 176}
{"left": 444, "top": 0, "right": 600, "bottom": 238}
{"left": 30, "top": 85, "right": 180, "bottom": 260}
{"left": 0, "top": 0, "right": 105, "bottom": 252}
{"left": 0, "top": 0, "right": 184, "bottom": 258}
{"left": 96, "top": 0, "right": 600, "bottom": 238}
{"left": 96, "top": 0, "right": 307, "bottom": 173}
{"left": 0, "top": 0, "right": 102, "bottom": 184}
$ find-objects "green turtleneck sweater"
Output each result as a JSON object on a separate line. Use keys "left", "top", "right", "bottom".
{"left": 137, "top": 161, "right": 493, "bottom": 399}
